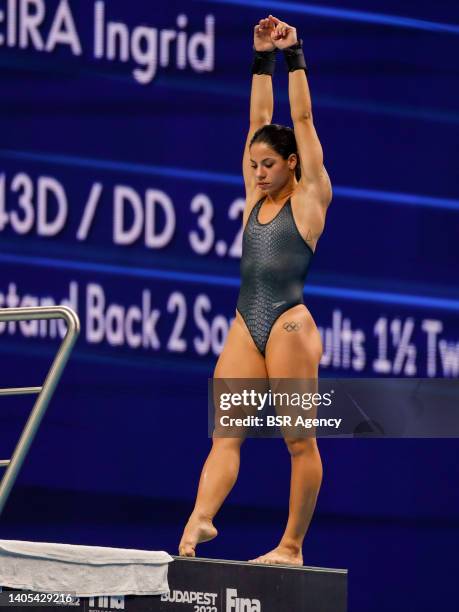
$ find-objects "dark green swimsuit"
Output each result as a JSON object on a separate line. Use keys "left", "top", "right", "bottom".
{"left": 236, "top": 196, "right": 314, "bottom": 356}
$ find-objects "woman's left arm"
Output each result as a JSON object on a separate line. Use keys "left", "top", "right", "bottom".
{"left": 270, "top": 15, "right": 332, "bottom": 205}
{"left": 289, "top": 70, "right": 325, "bottom": 184}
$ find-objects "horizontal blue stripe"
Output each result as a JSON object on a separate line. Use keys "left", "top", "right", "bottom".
{"left": 305, "top": 285, "right": 459, "bottom": 311}
{"left": 156, "top": 76, "right": 459, "bottom": 126}
{"left": 0, "top": 253, "right": 240, "bottom": 288}
{"left": 201, "top": 0, "right": 459, "bottom": 34}
{"left": 334, "top": 187, "right": 459, "bottom": 212}
{"left": 1, "top": 252, "right": 459, "bottom": 312}
{"left": 0, "top": 342, "right": 214, "bottom": 374}
{"left": 0, "top": 148, "right": 458, "bottom": 212}
{"left": 316, "top": 94, "right": 459, "bottom": 126}
{"left": 0, "top": 149, "right": 241, "bottom": 185}
{"left": 2, "top": 62, "right": 458, "bottom": 125}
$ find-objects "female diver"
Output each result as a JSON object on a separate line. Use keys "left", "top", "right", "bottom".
{"left": 179, "top": 14, "right": 332, "bottom": 565}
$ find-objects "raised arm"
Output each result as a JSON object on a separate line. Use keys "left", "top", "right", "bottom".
{"left": 242, "top": 18, "right": 275, "bottom": 202}
{"left": 270, "top": 16, "right": 332, "bottom": 205}
{"left": 289, "top": 70, "right": 323, "bottom": 183}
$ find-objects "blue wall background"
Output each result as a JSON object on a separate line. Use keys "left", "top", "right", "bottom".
{"left": 1, "top": 1, "right": 458, "bottom": 610}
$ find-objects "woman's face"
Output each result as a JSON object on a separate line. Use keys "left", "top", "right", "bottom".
{"left": 249, "top": 142, "right": 296, "bottom": 193}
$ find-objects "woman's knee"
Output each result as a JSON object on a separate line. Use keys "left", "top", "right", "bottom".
{"left": 211, "top": 435, "right": 245, "bottom": 451}
{"left": 284, "top": 436, "right": 318, "bottom": 456}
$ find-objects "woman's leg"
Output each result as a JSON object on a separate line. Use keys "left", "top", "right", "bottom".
{"left": 179, "top": 311, "right": 268, "bottom": 556}
{"left": 250, "top": 304, "right": 323, "bottom": 565}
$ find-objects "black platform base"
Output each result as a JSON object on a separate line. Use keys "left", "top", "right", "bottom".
{"left": 161, "top": 556, "right": 347, "bottom": 612}
{"left": 2, "top": 556, "right": 347, "bottom": 611}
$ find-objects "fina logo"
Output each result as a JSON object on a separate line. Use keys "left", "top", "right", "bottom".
{"left": 226, "top": 588, "right": 261, "bottom": 611}
{"left": 88, "top": 596, "right": 125, "bottom": 610}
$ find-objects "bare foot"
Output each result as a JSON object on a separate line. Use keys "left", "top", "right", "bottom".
{"left": 248, "top": 545, "right": 303, "bottom": 566}
{"left": 178, "top": 515, "right": 218, "bottom": 557}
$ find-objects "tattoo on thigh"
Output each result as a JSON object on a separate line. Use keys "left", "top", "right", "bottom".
{"left": 283, "top": 321, "right": 302, "bottom": 332}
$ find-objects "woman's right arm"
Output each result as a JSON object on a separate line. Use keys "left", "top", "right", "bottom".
{"left": 242, "top": 19, "right": 275, "bottom": 209}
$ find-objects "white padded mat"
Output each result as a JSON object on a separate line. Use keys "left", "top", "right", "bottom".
{"left": 0, "top": 540, "right": 173, "bottom": 597}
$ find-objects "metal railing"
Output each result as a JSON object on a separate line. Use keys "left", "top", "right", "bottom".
{"left": 0, "top": 306, "right": 80, "bottom": 516}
